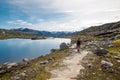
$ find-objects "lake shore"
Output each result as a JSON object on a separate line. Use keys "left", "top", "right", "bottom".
{"left": 0, "top": 42, "right": 89, "bottom": 80}
{"left": 0, "top": 48, "right": 71, "bottom": 80}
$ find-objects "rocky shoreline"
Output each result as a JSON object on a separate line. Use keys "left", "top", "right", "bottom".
{"left": 0, "top": 42, "right": 70, "bottom": 80}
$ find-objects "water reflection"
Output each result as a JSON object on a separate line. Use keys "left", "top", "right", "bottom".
{"left": 0, "top": 38, "right": 70, "bottom": 64}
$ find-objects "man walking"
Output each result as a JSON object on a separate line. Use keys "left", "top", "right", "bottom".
{"left": 76, "top": 38, "right": 81, "bottom": 53}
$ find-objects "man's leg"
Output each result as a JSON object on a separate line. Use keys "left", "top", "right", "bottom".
{"left": 77, "top": 46, "right": 80, "bottom": 52}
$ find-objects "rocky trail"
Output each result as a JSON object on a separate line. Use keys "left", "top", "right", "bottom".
{"left": 48, "top": 49, "right": 89, "bottom": 80}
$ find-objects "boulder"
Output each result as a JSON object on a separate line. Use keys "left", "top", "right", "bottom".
{"left": 22, "top": 58, "right": 29, "bottom": 62}
{"left": 60, "top": 42, "right": 69, "bottom": 50}
{"left": 6, "top": 62, "right": 18, "bottom": 69}
{"left": 101, "top": 60, "right": 113, "bottom": 68}
{"left": 93, "top": 48, "right": 109, "bottom": 56}
{"left": 0, "top": 70, "right": 6, "bottom": 74}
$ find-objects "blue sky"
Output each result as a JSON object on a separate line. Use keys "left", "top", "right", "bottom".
{"left": 0, "top": 0, "right": 120, "bottom": 31}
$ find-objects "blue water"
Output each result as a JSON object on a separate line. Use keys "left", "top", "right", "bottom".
{"left": 0, "top": 38, "right": 70, "bottom": 64}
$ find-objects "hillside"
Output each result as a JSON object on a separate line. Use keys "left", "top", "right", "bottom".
{"left": 0, "top": 29, "right": 35, "bottom": 39}
{"left": 74, "top": 21, "right": 120, "bottom": 40}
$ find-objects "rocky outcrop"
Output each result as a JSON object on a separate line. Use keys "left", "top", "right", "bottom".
{"left": 0, "top": 59, "right": 30, "bottom": 75}
{"left": 73, "top": 21, "right": 120, "bottom": 39}
{"left": 60, "top": 42, "right": 69, "bottom": 50}
{"left": 86, "top": 40, "right": 113, "bottom": 48}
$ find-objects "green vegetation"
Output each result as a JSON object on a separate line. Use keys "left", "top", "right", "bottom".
{"left": 108, "top": 39, "right": 120, "bottom": 54}
{"left": 0, "top": 73, "right": 13, "bottom": 80}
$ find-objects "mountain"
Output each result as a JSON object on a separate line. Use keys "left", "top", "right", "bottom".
{"left": 74, "top": 21, "right": 120, "bottom": 40}
{"left": 12, "top": 28, "right": 75, "bottom": 37}
{"left": 0, "top": 28, "right": 75, "bottom": 39}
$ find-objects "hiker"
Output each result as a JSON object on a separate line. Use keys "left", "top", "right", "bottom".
{"left": 76, "top": 38, "right": 81, "bottom": 52}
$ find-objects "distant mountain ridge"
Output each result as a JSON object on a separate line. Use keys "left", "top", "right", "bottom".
{"left": 0, "top": 28, "right": 75, "bottom": 37}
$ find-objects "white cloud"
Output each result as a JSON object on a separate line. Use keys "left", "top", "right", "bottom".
{"left": 7, "top": 20, "right": 33, "bottom": 28}
{"left": 8, "top": 0, "right": 120, "bottom": 31}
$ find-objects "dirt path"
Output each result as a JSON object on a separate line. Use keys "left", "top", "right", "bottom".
{"left": 48, "top": 49, "right": 89, "bottom": 80}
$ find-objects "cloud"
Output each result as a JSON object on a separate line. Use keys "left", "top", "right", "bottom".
{"left": 7, "top": 20, "right": 82, "bottom": 31}
{"left": 8, "top": 20, "right": 33, "bottom": 26}
{"left": 7, "top": 0, "right": 120, "bottom": 31}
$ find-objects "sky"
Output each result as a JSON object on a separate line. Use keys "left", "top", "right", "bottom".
{"left": 0, "top": 0, "right": 120, "bottom": 31}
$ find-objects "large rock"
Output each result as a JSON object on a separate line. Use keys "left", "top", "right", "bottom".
{"left": 93, "top": 48, "right": 109, "bottom": 56}
{"left": 60, "top": 42, "right": 69, "bottom": 50}
{"left": 101, "top": 60, "right": 113, "bottom": 68}
{"left": 6, "top": 62, "right": 18, "bottom": 69}
{"left": 22, "top": 58, "right": 29, "bottom": 62}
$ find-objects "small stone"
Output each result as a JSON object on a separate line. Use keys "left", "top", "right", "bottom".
{"left": 98, "top": 68, "right": 102, "bottom": 71}
{"left": 18, "top": 72, "right": 26, "bottom": 77}
{"left": 101, "top": 60, "right": 113, "bottom": 68}
{"left": 0, "top": 65, "right": 2, "bottom": 69}
{"left": 48, "top": 58, "right": 55, "bottom": 62}
{"left": 108, "top": 44, "right": 113, "bottom": 47}
{"left": 40, "top": 60, "right": 49, "bottom": 65}
{"left": 117, "top": 60, "right": 120, "bottom": 63}
{"left": 9, "top": 76, "right": 20, "bottom": 80}
{"left": 86, "top": 63, "right": 92, "bottom": 68}
{"left": 105, "top": 54, "right": 111, "bottom": 58}
{"left": 114, "top": 56, "right": 120, "bottom": 60}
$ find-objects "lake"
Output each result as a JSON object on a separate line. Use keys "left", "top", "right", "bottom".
{"left": 0, "top": 38, "right": 71, "bottom": 64}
